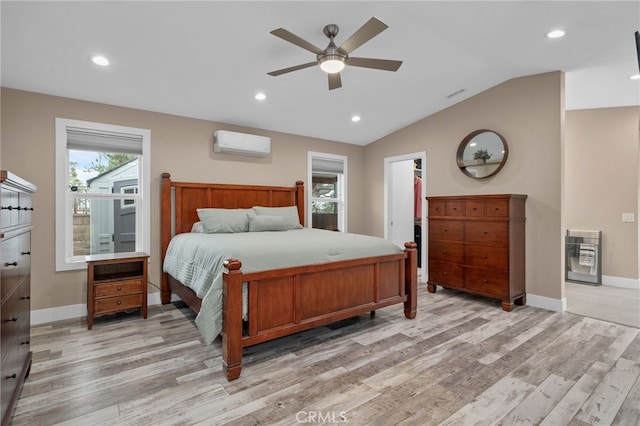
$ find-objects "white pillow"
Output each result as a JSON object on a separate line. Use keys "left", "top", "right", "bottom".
{"left": 248, "top": 214, "right": 289, "bottom": 232}
{"left": 191, "top": 221, "right": 204, "bottom": 233}
{"left": 252, "top": 206, "right": 303, "bottom": 230}
{"left": 196, "top": 208, "right": 251, "bottom": 233}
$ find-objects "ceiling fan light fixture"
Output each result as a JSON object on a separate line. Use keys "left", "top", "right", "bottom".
{"left": 319, "top": 55, "right": 345, "bottom": 73}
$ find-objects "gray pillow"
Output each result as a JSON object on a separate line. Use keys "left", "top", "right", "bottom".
{"left": 252, "top": 206, "right": 302, "bottom": 230}
{"left": 248, "top": 214, "right": 288, "bottom": 232}
{"left": 196, "top": 208, "right": 251, "bottom": 233}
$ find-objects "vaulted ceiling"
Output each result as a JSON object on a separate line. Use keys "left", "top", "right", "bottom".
{"left": 2, "top": 1, "right": 639, "bottom": 145}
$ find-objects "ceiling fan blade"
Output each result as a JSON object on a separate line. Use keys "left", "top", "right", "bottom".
{"left": 338, "top": 17, "right": 388, "bottom": 54}
{"left": 347, "top": 57, "right": 402, "bottom": 72}
{"left": 268, "top": 61, "right": 317, "bottom": 76}
{"left": 328, "top": 72, "right": 342, "bottom": 90}
{"left": 270, "top": 28, "right": 324, "bottom": 55}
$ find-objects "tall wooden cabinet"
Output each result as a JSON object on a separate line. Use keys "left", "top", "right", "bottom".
{"left": 0, "top": 171, "right": 35, "bottom": 425}
{"left": 427, "top": 194, "right": 526, "bottom": 311}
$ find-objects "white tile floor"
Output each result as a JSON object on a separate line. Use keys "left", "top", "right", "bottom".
{"left": 565, "top": 281, "right": 640, "bottom": 328}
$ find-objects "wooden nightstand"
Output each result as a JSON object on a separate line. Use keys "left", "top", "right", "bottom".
{"left": 86, "top": 252, "right": 149, "bottom": 330}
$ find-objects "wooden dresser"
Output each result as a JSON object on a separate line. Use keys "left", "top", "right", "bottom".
{"left": 0, "top": 171, "right": 36, "bottom": 425}
{"left": 427, "top": 194, "right": 526, "bottom": 311}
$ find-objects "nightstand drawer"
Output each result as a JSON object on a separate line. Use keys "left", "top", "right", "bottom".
{"left": 94, "top": 294, "right": 143, "bottom": 315}
{"left": 95, "top": 279, "right": 143, "bottom": 298}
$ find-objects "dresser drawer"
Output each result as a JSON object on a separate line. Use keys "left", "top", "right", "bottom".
{"left": 464, "top": 245, "right": 508, "bottom": 270}
{"left": 445, "top": 201, "right": 464, "bottom": 216}
{"left": 94, "top": 293, "right": 143, "bottom": 315}
{"left": 465, "top": 201, "right": 486, "bottom": 217}
{"left": 464, "top": 267, "right": 509, "bottom": 297}
{"left": 95, "top": 279, "right": 143, "bottom": 298}
{"left": 0, "top": 348, "right": 20, "bottom": 422}
{"left": 428, "top": 200, "right": 445, "bottom": 217}
{"left": 429, "top": 240, "right": 463, "bottom": 264}
{"left": 0, "top": 237, "right": 20, "bottom": 301}
{"left": 486, "top": 200, "right": 509, "bottom": 217}
{"left": 464, "top": 222, "right": 508, "bottom": 245}
{"left": 428, "top": 220, "right": 463, "bottom": 241}
{"left": 1, "top": 288, "right": 21, "bottom": 365}
{"left": 428, "top": 261, "right": 463, "bottom": 287}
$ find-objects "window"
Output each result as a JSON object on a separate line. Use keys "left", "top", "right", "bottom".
{"left": 55, "top": 118, "right": 151, "bottom": 271}
{"left": 307, "top": 152, "right": 347, "bottom": 232}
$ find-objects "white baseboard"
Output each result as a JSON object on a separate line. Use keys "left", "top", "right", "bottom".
{"left": 602, "top": 275, "right": 640, "bottom": 290}
{"left": 527, "top": 293, "right": 567, "bottom": 313}
{"left": 31, "top": 292, "right": 181, "bottom": 325}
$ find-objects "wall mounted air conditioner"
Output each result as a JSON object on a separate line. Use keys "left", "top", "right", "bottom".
{"left": 213, "top": 130, "right": 271, "bottom": 157}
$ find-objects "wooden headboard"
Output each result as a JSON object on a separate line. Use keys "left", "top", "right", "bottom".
{"left": 160, "top": 173, "right": 305, "bottom": 288}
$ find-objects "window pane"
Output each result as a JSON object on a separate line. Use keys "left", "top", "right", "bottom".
{"left": 312, "top": 201, "right": 339, "bottom": 231}
{"left": 312, "top": 174, "right": 339, "bottom": 199}
{"left": 73, "top": 198, "right": 137, "bottom": 256}
{"left": 69, "top": 150, "right": 139, "bottom": 194}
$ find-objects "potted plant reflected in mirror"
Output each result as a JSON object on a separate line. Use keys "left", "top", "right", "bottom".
{"left": 473, "top": 148, "right": 492, "bottom": 164}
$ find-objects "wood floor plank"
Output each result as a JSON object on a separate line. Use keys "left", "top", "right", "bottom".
{"left": 9, "top": 285, "right": 640, "bottom": 425}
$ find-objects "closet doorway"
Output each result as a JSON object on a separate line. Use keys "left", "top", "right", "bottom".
{"left": 384, "top": 152, "right": 426, "bottom": 276}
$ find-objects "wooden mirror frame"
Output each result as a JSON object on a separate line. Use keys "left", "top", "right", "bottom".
{"left": 456, "top": 129, "right": 509, "bottom": 179}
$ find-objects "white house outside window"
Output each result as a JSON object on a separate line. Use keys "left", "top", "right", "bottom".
{"left": 307, "top": 152, "right": 347, "bottom": 232}
{"left": 55, "top": 118, "right": 151, "bottom": 271}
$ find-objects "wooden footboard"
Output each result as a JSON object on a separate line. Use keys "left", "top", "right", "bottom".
{"left": 222, "top": 243, "right": 417, "bottom": 380}
{"left": 160, "top": 173, "right": 417, "bottom": 381}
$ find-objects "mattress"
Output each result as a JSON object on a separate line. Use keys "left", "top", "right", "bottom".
{"left": 163, "top": 228, "right": 403, "bottom": 344}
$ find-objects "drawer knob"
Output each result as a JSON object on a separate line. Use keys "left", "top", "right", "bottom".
{"left": 6, "top": 374, "right": 17, "bottom": 380}
{"left": 483, "top": 279, "right": 488, "bottom": 283}
{"left": 443, "top": 272, "right": 448, "bottom": 276}
{"left": 443, "top": 250, "right": 448, "bottom": 254}
{"left": 4, "top": 261, "right": 17, "bottom": 267}
{"left": 21, "top": 251, "right": 31, "bottom": 255}
{"left": 483, "top": 255, "right": 488, "bottom": 259}
{"left": 117, "top": 287, "right": 122, "bottom": 291}
{"left": 473, "top": 207, "right": 477, "bottom": 210}
{"left": 117, "top": 300, "right": 122, "bottom": 305}
{"left": 444, "top": 229, "right": 448, "bottom": 232}
{"left": 483, "top": 231, "right": 488, "bottom": 235}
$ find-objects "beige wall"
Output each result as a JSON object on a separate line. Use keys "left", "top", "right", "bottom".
{"left": 3, "top": 72, "right": 638, "bottom": 313}
{"left": 565, "top": 106, "right": 640, "bottom": 280}
{"left": 0, "top": 88, "right": 366, "bottom": 310}
{"left": 363, "top": 72, "right": 565, "bottom": 301}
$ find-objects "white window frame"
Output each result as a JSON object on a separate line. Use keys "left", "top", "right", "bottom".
{"left": 307, "top": 152, "right": 348, "bottom": 232}
{"left": 55, "top": 118, "right": 151, "bottom": 271}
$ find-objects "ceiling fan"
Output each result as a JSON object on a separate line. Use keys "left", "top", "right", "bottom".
{"left": 267, "top": 17, "right": 402, "bottom": 90}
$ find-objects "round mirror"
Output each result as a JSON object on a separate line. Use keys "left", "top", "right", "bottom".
{"left": 456, "top": 129, "right": 508, "bottom": 179}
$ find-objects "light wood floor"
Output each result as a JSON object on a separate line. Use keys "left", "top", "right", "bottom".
{"left": 11, "top": 285, "right": 640, "bottom": 425}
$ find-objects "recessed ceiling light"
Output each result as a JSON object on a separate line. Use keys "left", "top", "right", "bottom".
{"left": 255, "top": 92, "right": 266, "bottom": 101}
{"left": 92, "top": 55, "right": 109, "bottom": 66}
{"left": 631, "top": 74, "right": 640, "bottom": 80}
{"left": 351, "top": 115, "right": 361, "bottom": 123}
{"left": 546, "top": 30, "right": 565, "bottom": 39}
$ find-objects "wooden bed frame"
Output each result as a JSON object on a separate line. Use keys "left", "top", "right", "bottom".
{"left": 160, "top": 172, "right": 417, "bottom": 381}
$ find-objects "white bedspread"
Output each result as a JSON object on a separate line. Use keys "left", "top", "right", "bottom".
{"left": 163, "top": 228, "right": 403, "bottom": 344}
